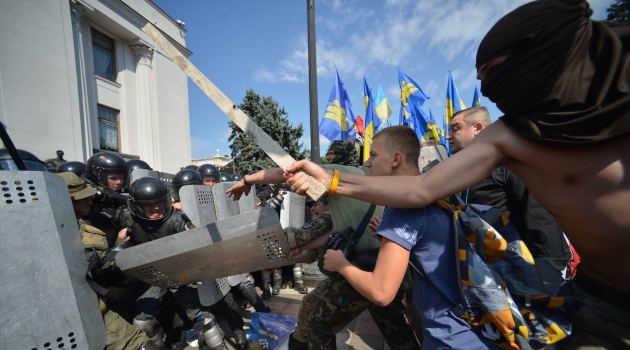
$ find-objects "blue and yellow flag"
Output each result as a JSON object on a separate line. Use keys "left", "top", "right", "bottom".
{"left": 398, "top": 68, "right": 430, "bottom": 126}
{"left": 472, "top": 85, "right": 481, "bottom": 107}
{"left": 320, "top": 70, "right": 357, "bottom": 142}
{"left": 362, "top": 78, "right": 381, "bottom": 162}
{"left": 374, "top": 84, "right": 392, "bottom": 127}
{"left": 443, "top": 115, "right": 451, "bottom": 155}
{"left": 428, "top": 109, "right": 444, "bottom": 145}
{"left": 445, "top": 71, "right": 466, "bottom": 125}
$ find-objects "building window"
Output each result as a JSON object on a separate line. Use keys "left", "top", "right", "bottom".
{"left": 97, "top": 105, "right": 120, "bottom": 152}
{"left": 91, "top": 28, "right": 116, "bottom": 81}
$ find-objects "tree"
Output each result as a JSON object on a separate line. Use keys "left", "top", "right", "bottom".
{"left": 228, "top": 89, "right": 308, "bottom": 175}
{"left": 607, "top": 0, "right": 630, "bottom": 23}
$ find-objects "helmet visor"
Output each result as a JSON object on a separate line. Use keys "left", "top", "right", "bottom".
{"left": 99, "top": 169, "right": 131, "bottom": 192}
{"left": 129, "top": 193, "right": 173, "bottom": 220}
{"left": 0, "top": 160, "right": 47, "bottom": 171}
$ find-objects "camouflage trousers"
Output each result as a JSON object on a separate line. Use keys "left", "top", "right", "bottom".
{"left": 103, "top": 308, "right": 149, "bottom": 350}
{"left": 558, "top": 273, "right": 630, "bottom": 349}
{"left": 296, "top": 276, "right": 420, "bottom": 350}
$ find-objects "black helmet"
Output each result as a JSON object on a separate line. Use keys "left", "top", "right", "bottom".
{"left": 128, "top": 177, "right": 173, "bottom": 221}
{"left": 0, "top": 148, "right": 47, "bottom": 171}
{"left": 232, "top": 173, "right": 243, "bottom": 181}
{"left": 171, "top": 169, "right": 202, "bottom": 201}
{"left": 183, "top": 164, "right": 199, "bottom": 172}
{"left": 198, "top": 164, "right": 220, "bottom": 186}
{"left": 86, "top": 152, "right": 131, "bottom": 192}
{"left": 127, "top": 159, "right": 153, "bottom": 171}
{"left": 57, "top": 161, "right": 87, "bottom": 178}
{"left": 220, "top": 172, "right": 233, "bottom": 183}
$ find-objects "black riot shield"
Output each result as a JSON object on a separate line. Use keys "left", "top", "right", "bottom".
{"left": 0, "top": 171, "right": 106, "bottom": 349}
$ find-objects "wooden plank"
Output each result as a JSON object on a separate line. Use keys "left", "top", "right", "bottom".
{"left": 143, "top": 22, "right": 326, "bottom": 200}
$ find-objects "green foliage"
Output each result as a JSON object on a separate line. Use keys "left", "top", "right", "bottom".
{"left": 229, "top": 89, "right": 308, "bottom": 174}
{"left": 607, "top": 0, "right": 630, "bottom": 23}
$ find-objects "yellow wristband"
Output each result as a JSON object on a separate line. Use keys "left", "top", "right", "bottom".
{"left": 329, "top": 169, "right": 340, "bottom": 195}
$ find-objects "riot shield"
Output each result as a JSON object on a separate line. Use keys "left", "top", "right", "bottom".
{"left": 280, "top": 192, "right": 306, "bottom": 229}
{"left": 179, "top": 184, "right": 229, "bottom": 306}
{"left": 130, "top": 168, "right": 160, "bottom": 185}
{"left": 0, "top": 171, "right": 106, "bottom": 349}
{"left": 418, "top": 144, "right": 449, "bottom": 173}
{"left": 116, "top": 207, "right": 289, "bottom": 288}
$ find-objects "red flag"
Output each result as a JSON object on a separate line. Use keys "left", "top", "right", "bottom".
{"left": 354, "top": 115, "right": 365, "bottom": 134}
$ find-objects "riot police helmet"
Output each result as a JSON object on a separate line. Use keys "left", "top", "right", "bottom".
{"left": 171, "top": 169, "right": 202, "bottom": 201}
{"left": 56, "top": 161, "right": 87, "bottom": 178}
{"left": 183, "top": 164, "right": 199, "bottom": 172}
{"left": 86, "top": 152, "right": 131, "bottom": 192}
{"left": 220, "top": 172, "right": 233, "bottom": 183}
{"left": 231, "top": 173, "right": 243, "bottom": 182}
{"left": 198, "top": 164, "right": 220, "bottom": 186}
{"left": 0, "top": 148, "right": 47, "bottom": 171}
{"left": 128, "top": 177, "right": 173, "bottom": 221}
{"left": 127, "top": 159, "right": 153, "bottom": 171}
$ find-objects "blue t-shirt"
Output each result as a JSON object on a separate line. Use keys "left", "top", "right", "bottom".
{"left": 378, "top": 205, "right": 500, "bottom": 350}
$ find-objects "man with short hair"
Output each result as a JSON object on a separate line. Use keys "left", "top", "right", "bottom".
{"left": 323, "top": 126, "right": 500, "bottom": 349}
{"left": 447, "top": 106, "right": 572, "bottom": 274}
{"left": 286, "top": 2, "right": 630, "bottom": 348}
{"left": 228, "top": 141, "right": 418, "bottom": 350}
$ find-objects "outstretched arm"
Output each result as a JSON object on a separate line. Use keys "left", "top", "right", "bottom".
{"left": 286, "top": 121, "right": 507, "bottom": 208}
{"left": 226, "top": 167, "right": 286, "bottom": 200}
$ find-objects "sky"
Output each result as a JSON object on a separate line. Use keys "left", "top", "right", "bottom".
{"left": 151, "top": 0, "right": 614, "bottom": 160}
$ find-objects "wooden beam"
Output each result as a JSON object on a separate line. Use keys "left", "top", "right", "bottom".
{"left": 143, "top": 22, "right": 326, "bottom": 200}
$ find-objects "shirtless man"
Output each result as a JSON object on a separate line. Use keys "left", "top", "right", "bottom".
{"left": 286, "top": 1, "right": 630, "bottom": 348}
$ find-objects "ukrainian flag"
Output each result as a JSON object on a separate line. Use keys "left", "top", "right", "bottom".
{"left": 320, "top": 70, "right": 357, "bottom": 142}
{"left": 374, "top": 84, "right": 392, "bottom": 127}
{"left": 363, "top": 78, "right": 381, "bottom": 162}
{"left": 445, "top": 71, "right": 466, "bottom": 125}
{"left": 472, "top": 85, "right": 481, "bottom": 107}
{"left": 427, "top": 109, "right": 443, "bottom": 145}
{"left": 398, "top": 68, "right": 430, "bottom": 126}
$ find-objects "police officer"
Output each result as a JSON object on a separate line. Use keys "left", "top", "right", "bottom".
{"left": 198, "top": 164, "right": 221, "bottom": 186}
{"left": 57, "top": 161, "right": 87, "bottom": 178}
{"left": 58, "top": 172, "right": 163, "bottom": 350}
{"left": 0, "top": 148, "right": 47, "bottom": 171}
{"left": 127, "top": 159, "right": 153, "bottom": 171}
{"left": 219, "top": 172, "right": 233, "bottom": 183}
{"left": 170, "top": 168, "right": 202, "bottom": 211}
{"left": 196, "top": 168, "right": 271, "bottom": 314}
{"left": 86, "top": 152, "right": 131, "bottom": 216}
{"left": 114, "top": 177, "right": 249, "bottom": 350}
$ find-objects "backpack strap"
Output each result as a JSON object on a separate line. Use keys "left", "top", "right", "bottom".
{"left": 351, "top": 204, "right": 377, "bottom": 241}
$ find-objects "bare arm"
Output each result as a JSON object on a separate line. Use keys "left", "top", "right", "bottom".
{"left": 227, "top": 168, "right": 286, "bottom": 200}
{"left": 286, "top": 121, "right": 508, "bottom": 208}
{"left": 323, "top": 238, "right": 410, "bottom": 306}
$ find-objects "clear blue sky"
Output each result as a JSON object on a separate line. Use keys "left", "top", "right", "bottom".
{"left": 152, "top": 0, "right": 614, "bottom": 160}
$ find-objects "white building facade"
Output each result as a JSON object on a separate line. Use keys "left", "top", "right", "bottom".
{"left": 0, "top": 0, "right": 192, "bottom": 174}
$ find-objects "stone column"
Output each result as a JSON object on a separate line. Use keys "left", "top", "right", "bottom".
{"left": 130, "top": 43, "right": 157, "bottom": 167}
{"left": 70, "top": 1, "right": 92, "bottom": 160}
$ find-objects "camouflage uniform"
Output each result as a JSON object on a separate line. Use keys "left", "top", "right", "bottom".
{"left": 78, "top": 216, "right": 150, "bottom": 350}
{"left": 326, "top": 141, "right": 359, "bottom": 167}
{"left": 284, "top": 212, "right": 333, "bottom": 342}
{"left": 306, "top": 164, "right": 418, "bottom": 350}
{"left": 285, "top": 211, "right": 333, "bottom": 264}
{"left": 307, "top": 277, "right": 417, "bottom": 350}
